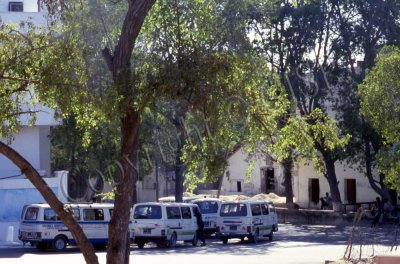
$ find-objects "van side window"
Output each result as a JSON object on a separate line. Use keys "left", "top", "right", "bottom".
{"left": 83, "top": 209, "right": 104, "bottom": 221}
{"left": 134, "top": 205, "right": 162, "bottom": 219}
{"left": 269, "top": 203, "right": 276, "bottom": 213}
{"left": 20, "top": 205, "right": 28, "bottom": 220}
{"left": 72, "top": 208, "right": 80, "bottom": 220}
{"left": 220, "top": 203, "right": 247, "bottom": 217}
{"left": 166, "top": 207, "right": 181, "bottom": 219}
{"left": 44, "top": 209, "right": 60, "bottom": 221}
{"left": 251, "top": 204, "right": 261, "bottom": 216}
{"left": 24, "top": 207, "right": 39, "bottom": 220}
{"left": 181, "top": 207, "right": 191, "bottom": 219}
{"left": 261, "top": 204, "right": 269, "bottom": 215}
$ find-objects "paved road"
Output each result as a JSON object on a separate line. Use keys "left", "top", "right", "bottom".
{"left": 0, "top": 224, "right": 398, "bottom": 264}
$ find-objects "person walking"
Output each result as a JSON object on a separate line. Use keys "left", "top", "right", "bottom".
{"left": 194, "top": 208, "right": 206, "bottom": 246}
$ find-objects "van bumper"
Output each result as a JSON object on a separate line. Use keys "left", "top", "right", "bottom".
{"left": 134, "top": 236, "right": 168, "bottom": 243}
{"left": 216, "top": 232, "right": 250, "bottom": 239}
{"left": 204, "top": 227, "right": 217, "bottom": 235}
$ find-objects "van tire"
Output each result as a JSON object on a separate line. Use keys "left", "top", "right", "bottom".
{"left": 269, "top": 231, "right": 274, "bottom": 241}
{"left": 36, "top": 242, "right": 50, "bottom": 251}
{"left": 168, "top": 233, "right": 177, "bottom": 248}
{"left": 53, "top": 236, "right": 67, "bottom": 251}
{"left": 221, "top": 237, "right": 228, "bottom": 245}
{"left": 252, "top": 229, "right": 260, "bottom": 244}
{"left": 192, "top": 232, "right": 198, "bottom": 247}
{"left": 273, "top": 224, "right": 278, "bottom": 232}
{"left": 136, "top": 240, "right": 145, "bottom": 249}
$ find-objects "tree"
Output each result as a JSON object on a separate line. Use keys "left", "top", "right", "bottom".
{"left": 1, "top": 0, "right": 156, "bottom": 263}
{"left": 139, "top": 0, "right": 264, "bottom": 201}
{"left": 248, "top": 0, "right": 352, "bottom": 211}
{"left": 0, "top": 17, "right": 100, "bottom": 264}
{"left": 358, "top": 46, "right": 400, "bottom": 190}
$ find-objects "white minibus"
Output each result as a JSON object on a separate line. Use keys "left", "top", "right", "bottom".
{"left": 18, "top": 203, "right": 134, "bottom": 251}
{"left": 192, "top": 198, "right": 221, "bottom": 234}
{"left": 133, "top": 202, "right": 199, "bottom": 248}
{"left": 216, "top": 200, "right": 278, "bottom": 244}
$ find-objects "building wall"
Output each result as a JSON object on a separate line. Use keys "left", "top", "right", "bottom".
{"left": 0, "top": 0, "right": 39, "bottom": 12}
{"left": 0, "top": 171, "right": 68, "bottom": 243}
{"left": 221, "top": 150, "right": 285, "bottom": 196}
{"left": 0, "top": 126, "right": 54, "bottom": 177}
{"left": 294, "top": 160, "right": 378, "bottom": 208}
{"left": 0, "top": 0, "right": 46, "bottom": 24}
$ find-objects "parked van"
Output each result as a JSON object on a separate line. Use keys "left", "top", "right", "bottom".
{"left": 133, "top": 202, "right": 199, "bottom": 248}
{"left": 216, "top": 200, "right": 278, "bottom": 244}
{"left": 18, "top": 203, "right": 134, "bottom": 251}
{"left": 192, "top": 198, "right": 221, "bottom": 234}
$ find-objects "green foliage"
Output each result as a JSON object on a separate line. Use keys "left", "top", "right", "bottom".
{"left": 0, "top": 16, "right": 102, "bottom": 146}
{"left": 359, "top": 46, "right": 400, "bottom": 144}
{"left": 183, "top": 55, "right": 291, "bottom": 190}
{"left": 359, "top": 46, "right": 400, "bottom": 189}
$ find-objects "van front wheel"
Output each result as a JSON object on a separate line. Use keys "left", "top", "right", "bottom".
{"left": 192, "top": 232, "right": 198, "bottom": 247}
{"left": 168, "top": 233, "right": 177, "bottom": 248}
{"left": 221, "top": 237, "right": 228, "bottom": 245}
{"left": 252, "top": 230, "right": 260, "bottom": 244}
{"left": 269, "top": 231, "right": 274, "bottom": 241}
{"left": 53, "top": 236, "right": 67, "bottom": 251}
{"left": 136, "top": 240, "right": 145, "bottom": 249}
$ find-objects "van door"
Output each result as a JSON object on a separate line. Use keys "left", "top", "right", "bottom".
{"left": 250, "top": 204, "right": 262, "bottom": 236}
{"left": 82, "top": 208, "right": 107, "bottom": 243}
{"left": 268, "top": 203, "right": 278, "bottom": 230}
{"left": 180, "top": 206, "right": 194, "bottom": 240}
{"left": 165, "top": 206, "right": 182, "bottom": 240}
{"left": 261, "top": 203, "right": 270, "bottom": 236}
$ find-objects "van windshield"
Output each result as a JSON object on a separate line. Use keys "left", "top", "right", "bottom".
{"left": 193, "top": 201, "right": 219, "bottom": 214}
{"left": 220, "top": 203, "right": 247, "bottom": 217}
{"left": 134, "top": 205, "right": 162, "bottom": 219}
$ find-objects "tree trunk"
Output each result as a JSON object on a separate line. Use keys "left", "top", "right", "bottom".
{"left": 174, "top": 125, "right": 185, "bottom": 203}
{"left": 0, "top": 142, "right": 99, "bottom": 264}
{"left": 216, "top": 173, "right": 224, "bottom": 198}
{"left": 323, "top": 153, "right": 342, "bottom": 212}
{"left": 363, "top": 132, "right": 392, "bottom": 202}
{"left": 281, "top": 156, "right": 294, "bottom": 205}
{"left": 101, "top": 1, "right": 155, "bottom": 263}
{"left": 106, "top": 111, "right": 140, "bottom": 264}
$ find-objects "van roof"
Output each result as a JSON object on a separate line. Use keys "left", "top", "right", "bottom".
{"left": 25, "top": 203, "right": 114, "bottom": 209}
{"left": 192, "top": 198, "right": 221, "bottom": 202}
{"left": 134, "top": 202, "right": 198, "bottom": 207}
{"left": 158, "top": 196, "right": 199, "bottom": 202}
{"left": 220, "top": 200, "right": 273, "bottom": 205}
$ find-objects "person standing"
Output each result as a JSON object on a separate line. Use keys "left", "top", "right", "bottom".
{"left": 371, "top": 197, "right": 383, "bottom": 227}
{"left": 194, "top": 207, "right": 206, "bottom": 246}
{"left": 320, "top": 192, "right": 332, "bottom": 210}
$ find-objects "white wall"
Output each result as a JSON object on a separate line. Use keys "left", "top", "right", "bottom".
{"left": 0, "top": 126, "right": 53, "bottom": 177}
{"left": 0, "top": 0, "right": 39, "bottom": 12}
{"left": 294, "top": 160, "right": 379, "bottom": 208}
{"left": 0, "top": 171, "right": 68, "bottom": 243}
{"left": 0, "top": 0, "right": 47, "bottom": 24}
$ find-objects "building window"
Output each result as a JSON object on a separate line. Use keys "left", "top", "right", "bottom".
{"left": 308, "top": 178, "right": 320, "bottom": 204}
{"left": 265, "top": 168, "right": 275, "bottom": 193}
{"left": 9, "top": 2, "right": 24, "bottom": 12}
{"left": 345, "top": 179, "right": 356, "bottom": 204}
{"left": 237, "top": 181, "right": 242, "bottom": 192}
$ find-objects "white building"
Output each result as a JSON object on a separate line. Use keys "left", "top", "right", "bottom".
{"left": 219, "top": 150, "right": 380, "bottom": 209}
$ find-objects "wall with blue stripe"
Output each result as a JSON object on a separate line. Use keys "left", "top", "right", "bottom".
{"left": 0, "top": 188, "right": 58, "bottom": 222}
